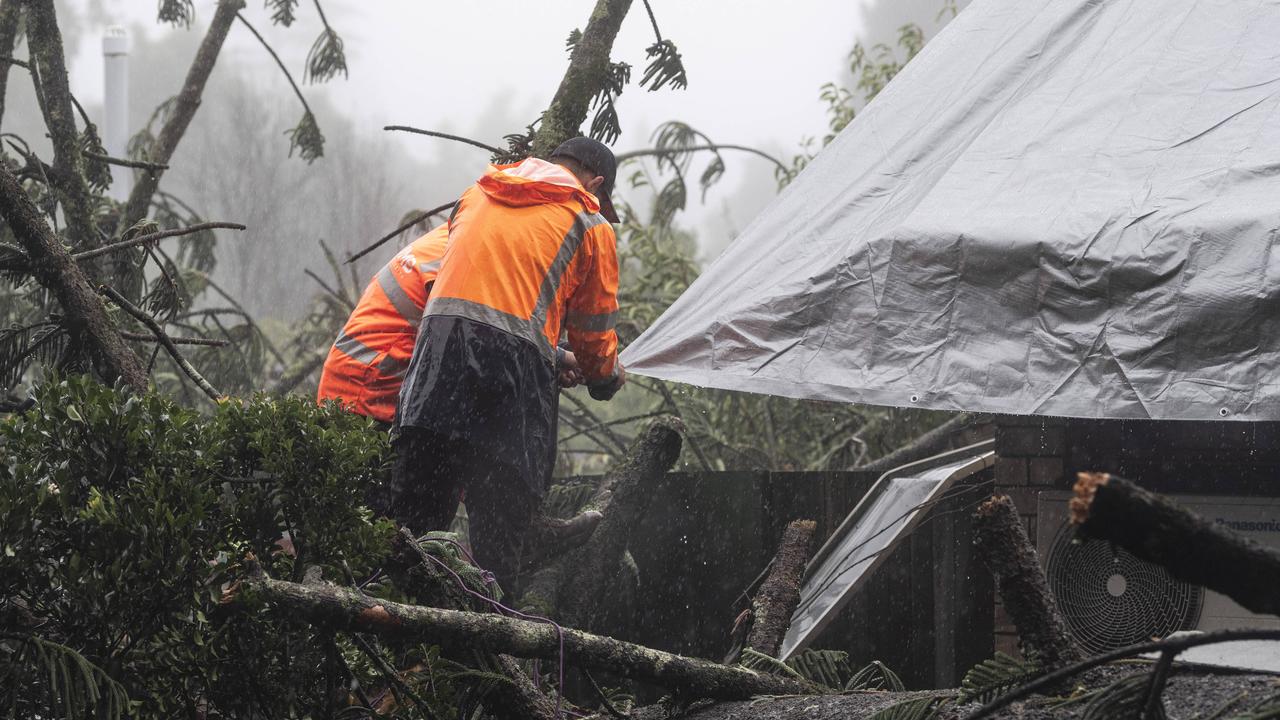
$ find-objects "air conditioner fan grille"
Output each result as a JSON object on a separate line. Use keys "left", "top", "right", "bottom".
{"left": 1046, "top": 525, "right": 1203, "bottom": 655}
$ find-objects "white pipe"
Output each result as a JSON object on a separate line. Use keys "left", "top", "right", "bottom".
{"left": 102, "top": 25, "right": 130, "bottom": 202}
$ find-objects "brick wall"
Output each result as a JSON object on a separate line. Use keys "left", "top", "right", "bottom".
{"left": 991, "top": 416, "right": 1069, "bottom": 655}
{"left": 991, "top": 416, "right": 1280, "bottom": 656}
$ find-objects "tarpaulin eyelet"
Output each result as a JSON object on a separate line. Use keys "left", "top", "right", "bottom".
{"left": 909, "top": 394, "right": 920, "bottom": 403}
{"left": 1219, "top": 407, "right": 1229, "bottom": 417}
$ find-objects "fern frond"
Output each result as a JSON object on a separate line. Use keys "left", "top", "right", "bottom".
{"left": 956, "top": 652, "right": 1038, "bottom": 705}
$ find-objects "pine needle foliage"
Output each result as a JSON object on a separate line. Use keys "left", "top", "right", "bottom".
{"left": 847, "top": 659, "right": 906, "bottom": 692}
{"left": 305, "top": 27, "right": 347, "bottom": 84}
{"left": 1081, "top": 673, "right": 1165, "bottom": 720}
{"left": 739, "top": 647, "right": 905, "bottom": 693}
{"left": 866, "top": 696, "right": 948, "bottom": 720}
{"left": 266, "top": 0, "right": 299, "bottom": 27}
{"left": 0, "top": 633, "right": 131, "bottom": 720}
{"left": 156, "top": 0, "right": 195, "bottom": 28}
{"left": 1230, "top": 691, "right": 1280, "bottom": 720}
{"left": 287, "top": 109, "right": 325, "bottom": 163}
{"left": 640, "top": 39, "right": 687, "bottom": 92}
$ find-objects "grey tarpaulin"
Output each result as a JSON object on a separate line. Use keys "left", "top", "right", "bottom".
{"left": 619, "top": 0, "right": 1280, "bottom": 421}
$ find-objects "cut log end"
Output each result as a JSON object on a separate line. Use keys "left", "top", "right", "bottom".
{"left": 976, "top": 493, "right": 1010, "bottom": 518}
{"left": 1070, "top": 472, "right": 1110, "bottom": 525}
{"left": 745, "top": 519, "right": 817, "bottom": 658}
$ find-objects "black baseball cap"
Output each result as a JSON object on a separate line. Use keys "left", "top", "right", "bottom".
{"left": 550, "top": 136, "right": 619, "bottom": 223}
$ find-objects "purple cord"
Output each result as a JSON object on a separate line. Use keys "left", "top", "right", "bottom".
{"left": 419, "top": 541, "right": 567, "bottom": 719}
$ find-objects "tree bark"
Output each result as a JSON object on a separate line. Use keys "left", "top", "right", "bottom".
{"left": 235, "top": 568, "right": 814, "bottom": 701}
{"left": 530, "top": 0, "right": 634, "bottom": 157}
{"left": 117, "top": 0, "right": 245, "bottom": 235}
{"left": 745, "top": 519, "right": 816, "bottom": 659}
{"left": 1072, "top": 472, "right": 1280, "bottom": 618}
{"left": 973, "top": 494, "right": 1083, "bottom": 669}
{"left": 386, "top": 530, "right": 556, "bottom": 720}
{"left": 521, "top": 416, "right": 684, "bottom": 633}
{"left": 0, "top": 0, "right": 21, "bottom": 131}
{"left": 24, "top": 0, "right": 98, "bottom": 252}
{"left": 0, "top": 164, "right": 148, "bottom": 390}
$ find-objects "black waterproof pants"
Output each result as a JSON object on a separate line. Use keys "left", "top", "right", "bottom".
{"left": 388, "top": 427, "right": 540, "bottom": 590}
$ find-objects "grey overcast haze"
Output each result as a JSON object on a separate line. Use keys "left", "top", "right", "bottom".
{"left": 30, "top": 0, "right": 965, "bottom": 316}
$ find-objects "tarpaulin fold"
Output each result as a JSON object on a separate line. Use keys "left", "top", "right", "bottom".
{"left": 620, "top": 0, "right": 1280, "bottom": 421}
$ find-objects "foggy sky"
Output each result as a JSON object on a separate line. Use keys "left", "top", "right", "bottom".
{"left": 30, "top": 0, "right": 967, "bottom": 317}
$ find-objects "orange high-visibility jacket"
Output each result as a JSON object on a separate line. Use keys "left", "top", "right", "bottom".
{"left": 425, "top": 158, "right": 620, "bottom": 382}
{"left": 317, "top": 225, "right": 449, "bottom": 422}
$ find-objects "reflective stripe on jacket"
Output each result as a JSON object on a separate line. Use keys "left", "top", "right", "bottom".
{"left": 425, "top": 158, "right": 620, "bottom": 382}
{"left": 317, "top": 225, "right": 449, "bottom": 422}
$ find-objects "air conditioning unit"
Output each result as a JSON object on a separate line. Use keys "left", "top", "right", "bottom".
{"left": 1036, "top": 491, "right": 1280, "bottom": 655}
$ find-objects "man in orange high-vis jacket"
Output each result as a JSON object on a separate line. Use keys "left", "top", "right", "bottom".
{"left": 316, "top": 224, "right": 450, "bottom": 425}
{"left": 392, "top": 137, "right": 627, "bottom": 588}
{"left": 317, "top": 224, "right": 585, "bottom": 424}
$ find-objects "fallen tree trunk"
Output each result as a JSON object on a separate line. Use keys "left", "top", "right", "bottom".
{"left": 521, "top": 416, "right": 684, "bottom": 633}
{"left": 973, "top": 494, "right": 1083, "bottom": 669}
{"left": 745, "top": 519, "right": 816, "bottom": 659}
{"left": 1072, "top": 472, "right": 1280, "bottom": 618}
{"left": 234, "top": 567, "right": 814, "bottom": 701}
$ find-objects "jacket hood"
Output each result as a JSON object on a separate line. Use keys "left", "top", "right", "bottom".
{"left": 476, "top": 158, "right": 602, "bottom": 213}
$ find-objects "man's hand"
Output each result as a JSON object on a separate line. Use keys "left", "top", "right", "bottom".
{"left": 588, "top": 360, "right": 626, "bottom": 400}
{"left": 558, "top": 350, "right": 584, "bottom": 388}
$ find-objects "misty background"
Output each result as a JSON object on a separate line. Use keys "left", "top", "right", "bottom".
{"left": 9, "top": 0, "right": 967, "bottom": 321}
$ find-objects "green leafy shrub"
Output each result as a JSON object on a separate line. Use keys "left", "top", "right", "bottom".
{"left": 0, "top": 377, "right": 395, "bottom": 718}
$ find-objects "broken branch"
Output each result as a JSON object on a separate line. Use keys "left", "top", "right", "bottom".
{"left": 973, "top": 494, "right": 1083, "bottom": 669}
{"left": 964, "top": 629, "right": 1280, "bottom": 720}
{"left": 384, "top": 126, "right": 505, "bottom": 156}
{"left": 99, "top": 284, "right": 222, "bottom": 401}
{"left": 0, "top": 162, "right": 148, "bottom": 390}
{"left": 343, "top": 200, "right": 457, "bottom": 265}
{"left": 857, "top": 412, "right": 978, "bottom": 474}
{"left": 71, "top": 222, "right": 245, "bottom": 263}
{"left": 1072, "top": 472, "right": 1280, "bottom": 618}
{"left": 120, "top": 331, "right": 229, "bottom": 347}
{"left": 80, "top": 152, "right": 168, "bottom": 173}
{"left": 617, "top": 143, "right": 789, "bottom": 175}
{"left": 235, "top": 566, "right": 814, "bottom": 701}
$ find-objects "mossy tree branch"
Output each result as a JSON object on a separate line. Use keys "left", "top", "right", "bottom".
{"left": 530, "top": 0, "right": 635, "bottom": 157}
{"left": 117, "top": 0, "right": 245, "bottom": 235}
{"left": 0, "top": 0, "right": 21, "bottom": 131}
{"left": 0, "top": 163, "right": 148, "bottom": 390}
{"left": 23, "top": 0, "right": 98, "bottom": 253}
